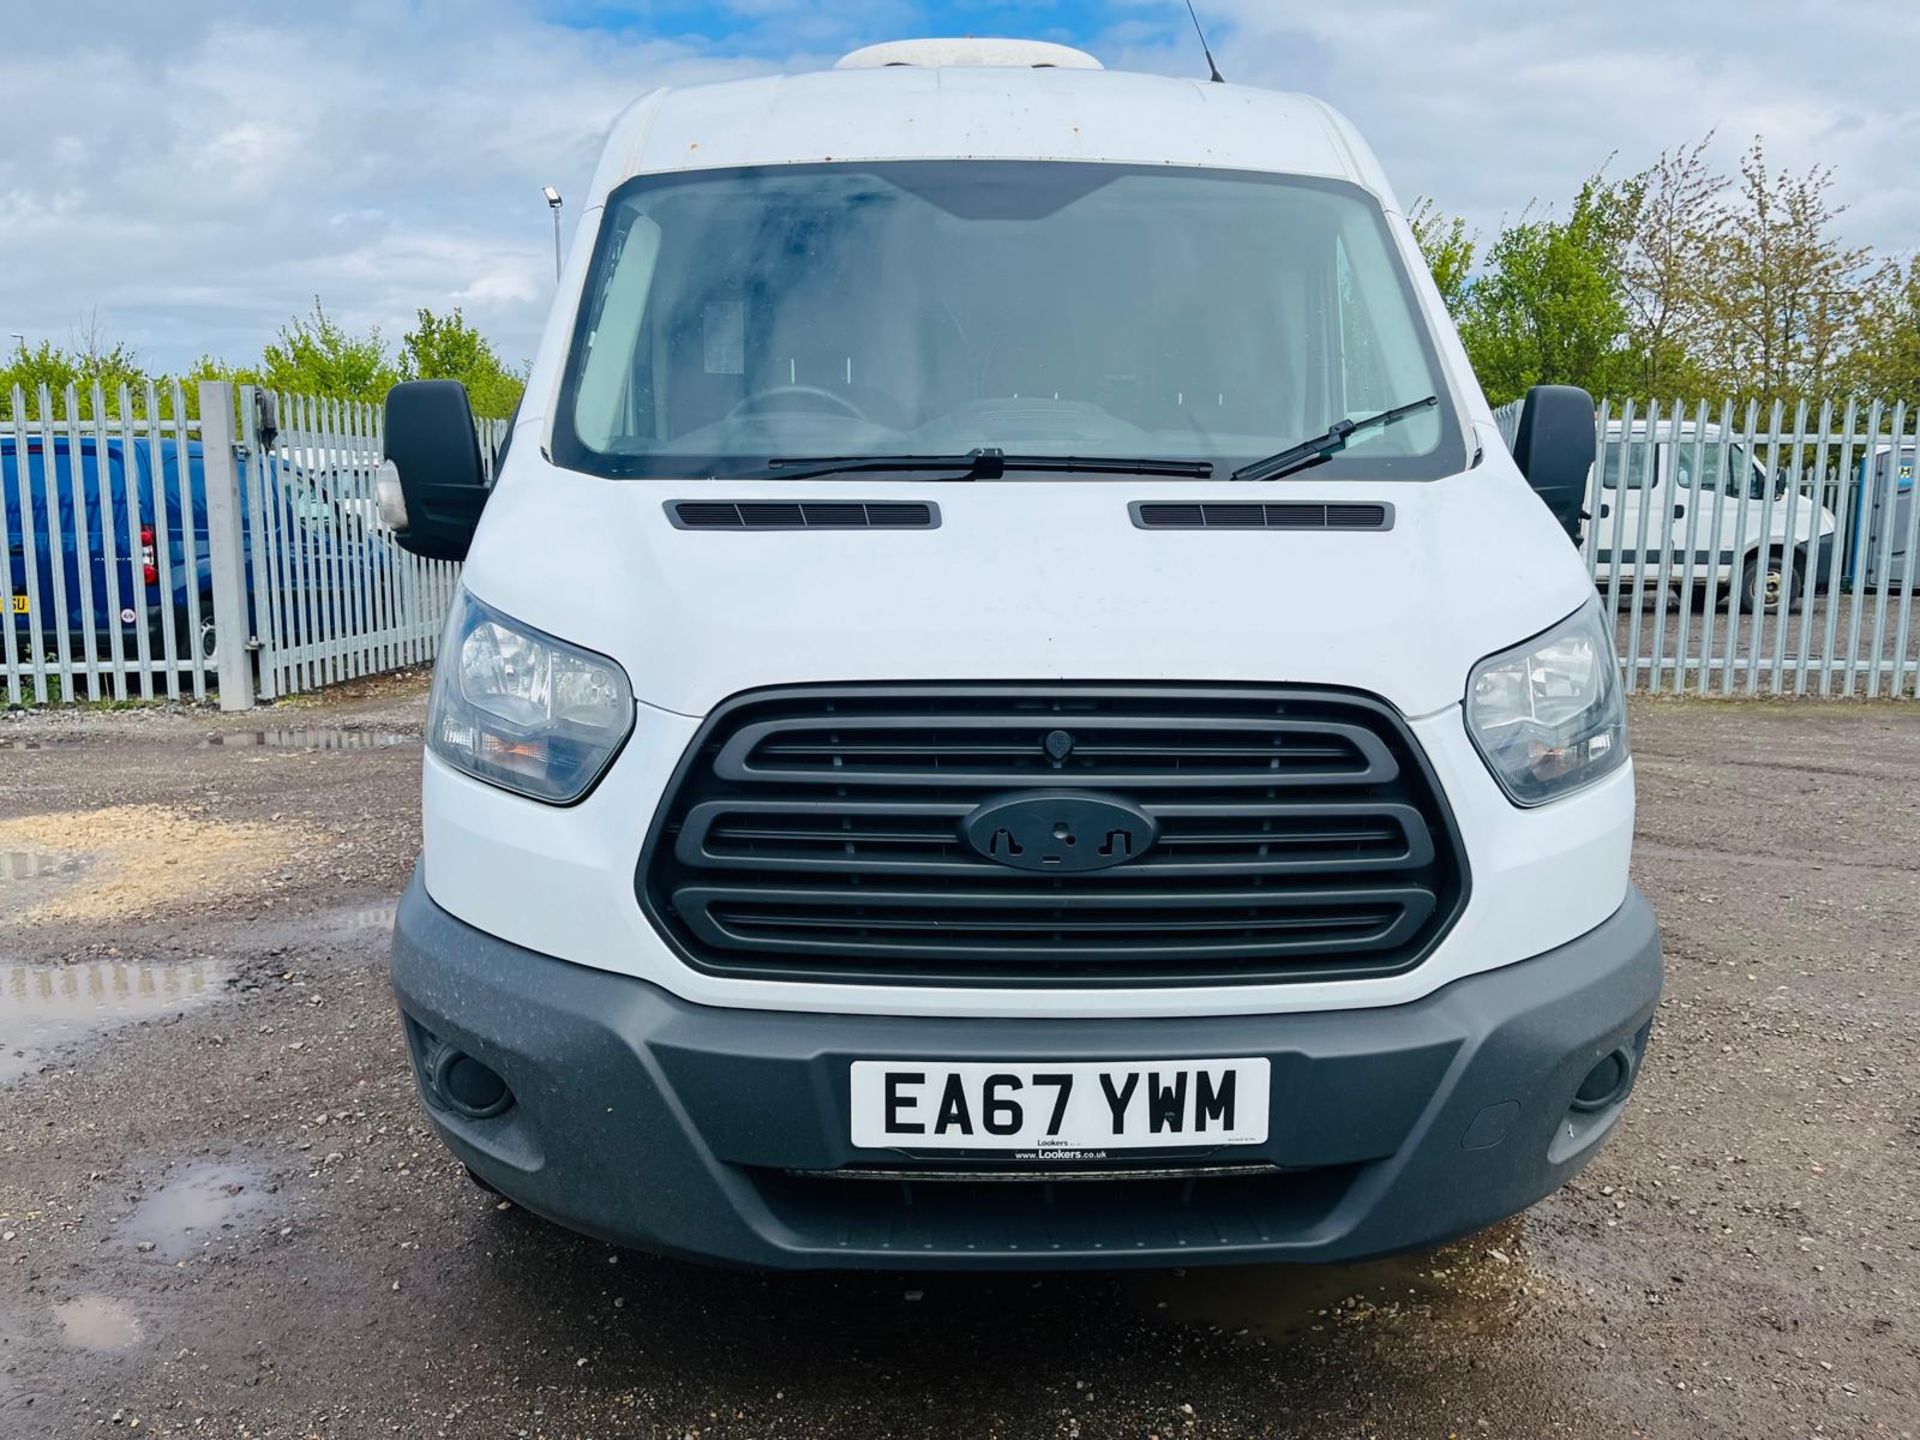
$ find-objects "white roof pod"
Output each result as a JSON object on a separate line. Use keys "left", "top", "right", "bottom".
{"left": 835, "top": 38, "right": 1104, "bottom": 70}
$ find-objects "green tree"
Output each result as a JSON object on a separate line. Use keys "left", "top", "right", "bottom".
{"left": 1846, "top": 258, "right": 1920, "bottom": 403}
{"left": 1407, "top": 198, "right": 1475, "bottom": 317}
{"left": 398, "top": 307, "right": 525, "bottom": 419}
{"left": 182, "top": 353, "right": 263, "bottom": 388}
{"left": 0, "top": 301, "right": 529, "bottom": 424}
{"left": 1455, "top": 174, "right": 1644, "bottom": 405}
{"left": 153, "top": 355, "right": 265, "bottom": 418}
{"left": 258, "top": 298, "right": 399, "bottom": 404}
{"left": 1620, "top": 135, "right": 1725, "bottom": 397}
{"left": 1699, "top": 139, "right": 1873, "bottom": 407}
{"left": 0, "top": 334, "right": 150, "bottom": 418}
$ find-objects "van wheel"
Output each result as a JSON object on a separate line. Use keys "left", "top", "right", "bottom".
{"left": 172, "top": 593, "right": 218, "bottom": 665}
{"left": 1739, "top": 554, "right": 1801, "bottom": 613}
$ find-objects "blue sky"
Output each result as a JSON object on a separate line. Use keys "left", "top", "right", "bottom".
{"left": 3, "top": 1, "right": 1916, "bottom": 373}
{"left": 547, "top": 2, "right": 1130, "bottom": 51}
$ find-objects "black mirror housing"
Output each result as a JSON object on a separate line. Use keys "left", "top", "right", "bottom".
{"left": 384, "top": 380, "right": 488, "bottom": 562}
{"left": 1511, "top": 385, "right": 1595, "bottom": 543}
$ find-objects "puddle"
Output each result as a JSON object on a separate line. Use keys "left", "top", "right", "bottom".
{"left": 0, "top": 849, "right": 93, "bottom": 913}
{"left": 306, "top": 897, "right": 398, "bottom": 936}
{"left": 234, "top": 896, "right": 399, "bottom": 951}
{"left": 0, "top": 958, "right": 228, "bottom": 1084}
{"left": 0, "top": 851, "right": 88, "bottom": 882}
{"left": 121, "top": 1162, "right": 273, "bottom": 1260}
{"left": 203, "top": 728, "right": 413, "bottom": 751}
{"left": 53, "top": 1296, "right": 143, "bottom": 1352}
{"left": 1122, "top": 1220, "right": 1526, "bottom": 1344}
{"left": 0, "top": 805, "right": 311, "bottom": 924}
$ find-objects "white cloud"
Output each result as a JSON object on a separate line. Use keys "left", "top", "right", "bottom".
{"left": 2, "top": 0, "right": 1914, "bottom": 376}
{"left": 0, "top": 0, "right": 791, "bottom": 369}
{"left": 1120, "top": 1, "right": 1920, "bottom": 263}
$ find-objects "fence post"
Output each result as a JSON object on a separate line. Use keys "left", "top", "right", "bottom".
{"left": 197, "top": 382, "right": 257, "bottom": 712}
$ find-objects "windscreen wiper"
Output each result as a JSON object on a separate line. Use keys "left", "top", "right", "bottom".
{"left": 757, "top": 448, "right": 1215, "bottom": 481}
{"left": 1229, "top": 396, "right": 1439, "bottom": 483}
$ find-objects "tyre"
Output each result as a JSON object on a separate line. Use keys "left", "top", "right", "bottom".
{"left": 171, "top": 592, "right": 218, "bottom": 665}
{"left": 1739, "top": 552, "right": 1802, "bottom": 613}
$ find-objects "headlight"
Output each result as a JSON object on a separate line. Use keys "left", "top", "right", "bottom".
{"left": 1465, "top": 602, "right": 1628, "bottom": 806}
{"left": 428, "top": 591, "right": 633, "bottom": 804}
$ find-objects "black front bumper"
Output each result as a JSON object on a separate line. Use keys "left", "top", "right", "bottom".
{"left": 390, "top": 871, "right": 1661, "bottom": 1270}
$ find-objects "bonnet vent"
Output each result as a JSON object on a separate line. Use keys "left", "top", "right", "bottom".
{"left": 668, "top": 500, "right": 939, "bottom": 530}
{"left": 1131, "top": 502, "right": 1394, "bottom": 531}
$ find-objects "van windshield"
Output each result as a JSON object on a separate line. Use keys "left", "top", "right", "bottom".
{"left": 552, "top": 162, "right": 1464, "bottom": 480}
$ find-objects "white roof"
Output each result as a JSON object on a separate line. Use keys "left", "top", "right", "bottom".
{"left": 583, "top": 61, "right": 1397, "bottom": 214}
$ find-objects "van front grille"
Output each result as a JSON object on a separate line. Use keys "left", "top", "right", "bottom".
{"left": 638, "top": 685, "right": 1466, "bottom": 986}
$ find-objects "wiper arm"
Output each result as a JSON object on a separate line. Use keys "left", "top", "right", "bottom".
{"left": 1229, "top": 396, "right": 1439, "bottom": 483}
{"left": 758, "top": 448, "right": 1214, "bottom": 482}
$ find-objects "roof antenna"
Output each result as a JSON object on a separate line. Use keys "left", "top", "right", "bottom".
{"left": 1184, "top": 0, "right": 1225, "bottom": 83}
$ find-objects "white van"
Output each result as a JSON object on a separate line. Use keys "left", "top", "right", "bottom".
{"left": 1591, "top": 421, "right": 1838, "bottom": 611}
{"left": 379, "top": 39, "right": 1660, "bottom": 1269}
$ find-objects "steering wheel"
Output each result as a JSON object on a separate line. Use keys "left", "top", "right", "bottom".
{"left": 725, "top": 384, "right": 870, "bottom": 423}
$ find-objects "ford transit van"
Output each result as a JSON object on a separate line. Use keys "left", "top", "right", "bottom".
{"left": 381, "top": 39, "right": 1661, "bottom": 1269}
{"left": 1591, "top": 420, "right": 1838, "bottom": 611}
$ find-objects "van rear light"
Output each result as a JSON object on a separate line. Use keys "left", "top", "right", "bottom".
{"left": 140, "top": 526, "right": 157, "bottom": 585}
{"left": 143, "top": 563, "right": 159, "bottom": 586}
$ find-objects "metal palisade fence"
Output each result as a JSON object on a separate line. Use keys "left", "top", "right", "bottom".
{"left": 240, "top": 384, "right": 485, "bottom": 702}
{"left": 1497, "top": 396, "right": 1920, "bottom": 698}
{"left": 4, "top": 378, "right": 214, "bottom": 706}
{"left": 11, "top": 379, "right": 1919, "bottom": 708}
{"left": 4, "top": 380, "right": 500, "bottom": 710}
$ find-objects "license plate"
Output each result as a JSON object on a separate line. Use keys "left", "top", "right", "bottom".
{"left": 9, "top": 593, "right": 25, "bottom": 615}
{"left": 850, "top": 1058, "right": 1270, "bottom": 1154}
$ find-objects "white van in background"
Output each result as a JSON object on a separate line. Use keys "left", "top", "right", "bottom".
{"left": 1591, "top": 422, "right": 1838, "bottom": 611}
{"left": 375, "top": 38, "right": 1661, "bottom": 1270}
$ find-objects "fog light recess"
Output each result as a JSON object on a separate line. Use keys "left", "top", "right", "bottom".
{"left": 1571, "top": 1047, "right": 1635, "bottom": 1113}
{"left": 430, "top": 1046, "right": 514, "bottom": 1119}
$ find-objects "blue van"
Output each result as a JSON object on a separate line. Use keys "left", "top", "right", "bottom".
{"left": 5, "top": 432, "right": 390, "bottom": 682}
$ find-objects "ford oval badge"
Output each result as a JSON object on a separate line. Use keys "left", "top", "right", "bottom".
{"left": 962, "top": 791, "right": 1159, "bottom": 873}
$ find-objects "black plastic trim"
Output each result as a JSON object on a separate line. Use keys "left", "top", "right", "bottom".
{"left": 1130, "top": 501, "right": 1394, "bottom": 531}
{"left": 636, "top": 683, "right": 1470, "bottom": 988}
{"left": 666, "top": 500, "right": 940, "bottom": 530}
{"left": 392, "top": 875, "right": 1660, "bottom": 1268}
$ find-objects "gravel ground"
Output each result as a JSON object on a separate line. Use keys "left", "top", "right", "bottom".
{"left": 0, "top": 676, "right": 1916, "bottom": 1438}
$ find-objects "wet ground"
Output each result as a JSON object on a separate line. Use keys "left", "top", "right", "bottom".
{"left": 0, "top": 674, "right": 1915, "bottom": 1437}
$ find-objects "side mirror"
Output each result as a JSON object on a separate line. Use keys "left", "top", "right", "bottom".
{"left": 379, "top": 380, "right": 488, "bottom": 561}
{"left": 1511, "top": 384, "right": 1595, "bottom": 543}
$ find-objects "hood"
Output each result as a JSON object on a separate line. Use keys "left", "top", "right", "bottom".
{"left": 461, "top": 451, "right": 1592, "bottom": 720}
